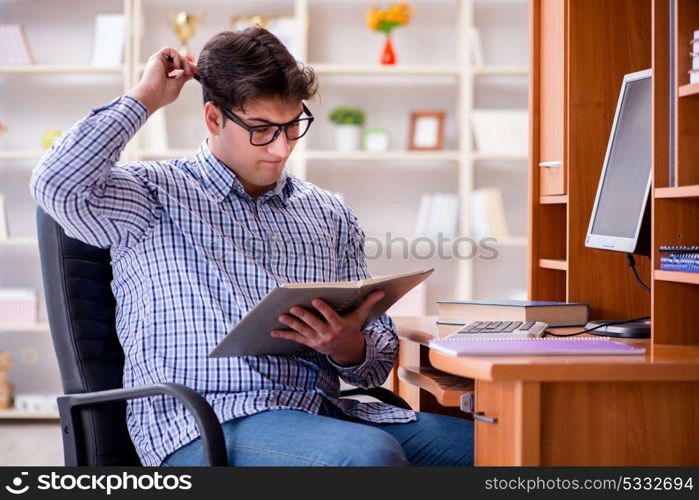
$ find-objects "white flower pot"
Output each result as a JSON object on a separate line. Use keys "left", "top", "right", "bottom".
{"left": 334, "top": 125, "right": 363, "bottom": 152}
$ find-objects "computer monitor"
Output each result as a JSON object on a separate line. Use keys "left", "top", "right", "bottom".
{"left": 583, "top": 69, "right": 652, "bottom": 338}
{"left": 585, "top": 69, "right": 652, "bottom": 255}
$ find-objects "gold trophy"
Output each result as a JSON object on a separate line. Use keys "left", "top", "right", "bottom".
{"left": 169, "top": 12, "right": 202, "bottom": 59}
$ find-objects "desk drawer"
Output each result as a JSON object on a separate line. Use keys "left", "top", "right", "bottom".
{"left": 474, "top": 380, "right": 541, "bottom": 466}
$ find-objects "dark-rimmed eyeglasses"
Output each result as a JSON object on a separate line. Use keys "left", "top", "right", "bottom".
{"left": 217, "top": 103, "right": 314, "bottom": 146}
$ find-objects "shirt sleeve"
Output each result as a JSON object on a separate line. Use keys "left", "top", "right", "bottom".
{"left": 327, "top": 205, "right": 398, "bottom": 388}
{"left": 29, "top": 95, "right": 160, "bottom": 251}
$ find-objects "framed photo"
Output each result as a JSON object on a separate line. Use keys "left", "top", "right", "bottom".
{"left": 408, "top": 111, "right": 445, "bottom": 151}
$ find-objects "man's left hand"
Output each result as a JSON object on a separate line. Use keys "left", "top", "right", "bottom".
{"left": 270, "top": 290, "right": 385, "bottom": 366}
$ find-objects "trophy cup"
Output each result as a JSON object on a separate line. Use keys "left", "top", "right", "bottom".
{"left": 169, "top": 11, "right": 202, "bottom": 60}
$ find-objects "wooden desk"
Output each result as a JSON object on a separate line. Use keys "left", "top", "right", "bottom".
{"left": 394, "top": 316, "right": 699, "bottom": 466}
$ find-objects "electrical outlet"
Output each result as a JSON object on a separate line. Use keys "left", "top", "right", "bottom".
{"left": 20, "top": 348, "right": 39, "bottom": 365}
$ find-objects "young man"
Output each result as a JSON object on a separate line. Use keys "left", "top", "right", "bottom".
{"left": 31, "top": 27, "right": 473, "bottom": 466}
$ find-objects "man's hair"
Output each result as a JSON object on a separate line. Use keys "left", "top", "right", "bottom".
{"left": 196, "top": 26, "right": 318, "bottom": 117}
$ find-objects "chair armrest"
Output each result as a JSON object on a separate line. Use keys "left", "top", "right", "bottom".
{"left": 58, "top": 382, "right": 227, "bottom": 466}
{"left": 339, "top": 387, "right": 412, "bottom": 410}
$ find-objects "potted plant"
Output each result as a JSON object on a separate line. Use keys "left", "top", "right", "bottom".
{"left": 329, "top": 107, "right": 366, "bottom": 152}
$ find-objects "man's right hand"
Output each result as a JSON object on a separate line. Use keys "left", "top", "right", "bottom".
{"left": 126, "top": 47, "right": 199, "bottom": 115}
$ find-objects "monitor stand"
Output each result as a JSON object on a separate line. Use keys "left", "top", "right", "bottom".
{"left": 584, "top": 320, "right": 651, "bottom": 338}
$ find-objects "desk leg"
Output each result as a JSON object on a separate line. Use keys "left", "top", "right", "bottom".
{"left": 475, "top": 380, "right": 541, "bottom": 466}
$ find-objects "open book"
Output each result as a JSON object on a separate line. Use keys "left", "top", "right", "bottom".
{"left": 209, "top": 268, "right": 434, "bottom": 357}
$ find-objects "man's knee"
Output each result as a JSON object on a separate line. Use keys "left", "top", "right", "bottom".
{"left": 336, "top": 428, "right": 409, "bottom": 466}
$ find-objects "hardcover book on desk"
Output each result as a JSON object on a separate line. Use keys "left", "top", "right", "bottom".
{"left": 436, "top": 299, "right": 589, "bottom": 327}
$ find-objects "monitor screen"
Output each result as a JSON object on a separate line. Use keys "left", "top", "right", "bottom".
{"left": 586, "top": 70, "right": 652, "bottom": 253}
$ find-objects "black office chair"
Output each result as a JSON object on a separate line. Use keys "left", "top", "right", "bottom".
{"left": 36, "top": 207, "right": 411, "bottom": 466}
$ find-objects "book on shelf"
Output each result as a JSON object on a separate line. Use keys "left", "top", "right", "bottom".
{"left": 469, "top": 187, "right": 510, "bottom": 240}
{"left": 436, "top": 299, "right": 590, "bottom": 328}
{"left": 468, "top": 27, "right": 484, "bottom": 67}
{"left": 414, "top": 192, "right": 459, "bottom": 239}
{"left": 210, "top": 268, "right": 434, "bottom": 357}
{"left": 659, "top": 245, "right": 699, "bottom": 272}
{"left": 90, "top": 14, "right": 124, "bottom": 66}
{"left": 428, "top": 337, "right": 645, "bottom": 357}
{"left": 470, "top": 110, "right": 528, "bottom": 155}
{"left": 0, "top": 24, "right": 34, "bottom": 65}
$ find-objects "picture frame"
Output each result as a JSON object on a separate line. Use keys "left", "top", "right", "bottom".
{"left": 408, "top": 111, "right": 445, "bottom": 151}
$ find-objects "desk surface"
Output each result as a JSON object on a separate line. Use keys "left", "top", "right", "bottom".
{"left": 394, "top": 316, "right": 699, "bottom": 382}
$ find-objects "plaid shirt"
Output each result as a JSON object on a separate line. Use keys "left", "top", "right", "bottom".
{"left": 30, "top": 96, "right": 415, "bottom": 466}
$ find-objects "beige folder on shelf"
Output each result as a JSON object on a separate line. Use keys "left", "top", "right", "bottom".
{"left": 209, "top": 268, "right": 434, "bottom": 358}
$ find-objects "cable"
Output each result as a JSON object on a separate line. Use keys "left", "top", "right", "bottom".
{"left": 542, "top": 315, "right": 650, "bottom": 338}
{"left": 626, "top": 253, "right": 651, "bottom": 291}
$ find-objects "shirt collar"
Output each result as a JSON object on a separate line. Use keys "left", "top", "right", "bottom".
{"left": 195, "top": 139, "right": 294, "bottom": 206}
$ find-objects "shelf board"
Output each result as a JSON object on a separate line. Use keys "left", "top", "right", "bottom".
{"left": 473, "top": 65, "right": 529, "bottom": 76}
{"left": 539, "top": 258, "right": 568, "bottom": 271}
{"left": 492, "top": 236, "right": 528, "bottom": 246}
{"left": 304, "top": 150, "right": 461, "bottom": 161}
{"left": 655, "top": 185, "right": 699, "bottom": 198}
{"left": 678, "top": 83, "right": 699, "bottom": 98}
{"left": 0, "top": 323, "right": 50, "bottom": 333}
{"left": 0, "top": 65, "right": 124, "bottom": 74}
{"left": 397, "top": 366, "right": 474, "bottom": 407}
{"left": 310, "top": 63, "right": 461, "bottom": 76}
{"left": 0, "top": 150, "right": 44, "bottom": 160}
{"left": 539, "top": 194, "right": 568, "bottom": 204}
{"left": 654, "top": 270, "right": 699, "bottom": 285}
{"left": 0, "top": 409, "right": 59, "bottom": 420}
{"left": 472, "top": 152, "right": 528, "bottom": 161}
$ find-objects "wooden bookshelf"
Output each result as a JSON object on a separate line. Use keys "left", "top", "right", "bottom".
{"left": 529, "top": 0, "right": 651, "bottom": 317}
{"left": 651, "top": 0, "right": 699, "bottom": 346}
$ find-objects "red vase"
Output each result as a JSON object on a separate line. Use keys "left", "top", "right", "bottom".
{"left": 381, "top": 35, "right": 396, "bottom": 65}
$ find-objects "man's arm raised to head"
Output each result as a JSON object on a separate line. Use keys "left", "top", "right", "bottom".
{"left": 30, "top": 48, "right": 198, "bottom": 249}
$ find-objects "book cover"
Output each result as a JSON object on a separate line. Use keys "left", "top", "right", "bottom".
{"left": 210, "top": 268, "right": 434, "bottom": 357}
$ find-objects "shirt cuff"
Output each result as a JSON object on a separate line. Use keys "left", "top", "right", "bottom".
{"left": 89, "top": 95, "right": 149, "bottom": 140}
{"left": 327, "top": 333, "right": 378, "bottom": 378}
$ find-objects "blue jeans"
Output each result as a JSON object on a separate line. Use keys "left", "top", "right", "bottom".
{"left": 163, "top": 399, "right": 473, "bottom": 466}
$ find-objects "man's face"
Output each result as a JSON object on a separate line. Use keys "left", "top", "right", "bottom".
{"left": 205, "top": 96, "right": 303, "bottom": 198}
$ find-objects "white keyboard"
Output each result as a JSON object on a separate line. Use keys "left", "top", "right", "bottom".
{"left": 446, "top": 320, "right": 548, "bottom": 339}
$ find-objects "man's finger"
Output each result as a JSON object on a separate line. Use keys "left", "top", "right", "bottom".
{"left": 289, "top": 306, "right": 326, "bottom": 332}
{"left": 310, "top": 299, "right": 341, "bottom": 328}
{"left": 278, "top": 314, "right": 317, "bottom": 339}
{"left": 270, "top": 329, "right": 312, "bottom": 347}
{"left": 357, "top": 290, "right": 385, "bottom": 317}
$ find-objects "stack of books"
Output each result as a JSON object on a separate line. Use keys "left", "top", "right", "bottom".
{"left": 470, "top": 110, "right": 528, "bottom": 156}
{"left": 436, "top": 299, "right": 590, "bottom": 335}
{"left": 414, "top": 193, "right": 459, "bottom": 239}
{"left": 469, "top": 188, "right": 510, "bottom": 240}
{"left": 659, "top": 245, "right": 699, "bottom": 272}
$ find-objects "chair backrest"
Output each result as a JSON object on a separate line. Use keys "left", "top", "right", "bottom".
{"left": 36, "top": 207, "right": 140, "bottom": 465}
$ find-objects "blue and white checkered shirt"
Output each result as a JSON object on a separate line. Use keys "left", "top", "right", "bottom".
{"left": 30, "top": 96, "right": 415, "bottom": 466}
